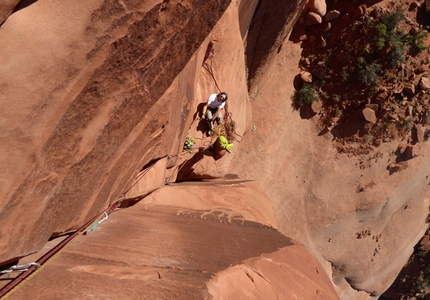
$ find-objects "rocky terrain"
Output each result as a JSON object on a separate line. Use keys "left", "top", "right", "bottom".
{"left": 0, "top": 0, "right": 429, "bottom": 299}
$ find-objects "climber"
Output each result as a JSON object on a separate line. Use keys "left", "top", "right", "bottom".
{"left": 203, "top": 92, "right": 228, "bottom": 136}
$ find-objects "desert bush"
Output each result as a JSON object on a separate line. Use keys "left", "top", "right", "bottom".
{"left": 404, "top": 29, "right": 428, "bottom": 55}
{"left": 374, "top": 23, "right": 387, "bottom": 50}
{"left": 332, "top": 94, "right": 341, "bottom": 103}
{"left": 183, "top": 136, "right": 196, "bottom": 154}
{"left": 387, "top": 31, "right": 406, "bottom": 66}
{"left": 414, "top": 262, "right": 430, "bottom": 295}
{"left": 356, "top": 59, "right": 381, "bottom": 86}
{"left": 374, "top": 7, "right": 407, "bottom": 66}
{"left": 341, "top": 69, "right": 349, "bottom": 82}
{"left": 364, "top": 134, "right": 374, "bottom": 143}
{"left": 295, "top": 83, "right": 318, "bottom": 105}
{"left": 402, "top": 117, "right": 413, "bottom": 131}
{"left": 380, "top": 7, "right": 404, "bottom": 33}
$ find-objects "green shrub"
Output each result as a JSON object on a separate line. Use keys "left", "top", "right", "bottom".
{"left": 357, "top": 61, "right": 381, "bottom": 86}
{"left": 183, "top": 136, "right": 196, "bottom": 153}
{"left": 341, "top": 70, "right": 349, "bottom": 82}
{"left": 380, "top": 7, "right": 404, "bottom": 33}
{"left": 374, "top": 23, "right": 387, "bottom": 50}
{"left": 295, "top": 83, "right": 318, "bottom": 105}
{"left": 405, "top": 30, "right": 429, "bottom": 54}
{"left": 333, "top": 94, "right": 341, "bottom": 103}
{"left": 376, "top": 7, "right": 407, "bottom": 66}
{"left": 402, "top": 117, "right": 413, "bottom": 131}
{"left": 414, "top": 262, "right": 430, "bottom": 294}
{"left": 364, "top": 134, "right": 374, "bottom": 143}
{"left": 387, "top": 31, "right": 406, "bottom": 66}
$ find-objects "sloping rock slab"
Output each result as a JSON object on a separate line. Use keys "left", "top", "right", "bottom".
{"left": 5, "top": 204, "right": 337, "bottom": 299}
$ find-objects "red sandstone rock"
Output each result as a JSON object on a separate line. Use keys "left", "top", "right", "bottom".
{"left": 362, "top": 107, "right": 377, "bottom": 123}
{"left": 0, "top": 0, "right": 20, "bottom": 24}
{"left": 4, "top": 187, "right": 338, "bottom": 300}
{"left": 1, "top": 0, "right": 430, "bottom": 299}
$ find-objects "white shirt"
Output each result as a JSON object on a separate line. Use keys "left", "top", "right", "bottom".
{"left": 207, "top": 93, "right": 225, "bottom": 109}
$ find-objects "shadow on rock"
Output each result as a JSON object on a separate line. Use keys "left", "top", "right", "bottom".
{"left": 12, "top": 0, "right": 38, "bottom": 14}
{"left": 299, "top": 105, "right": 316, "bottom": 119}
{"left": 331, "top": 115, "right": 367, "bottom": 139}
{"left": 177, "top": 152, "right": 207, "bottom": 181}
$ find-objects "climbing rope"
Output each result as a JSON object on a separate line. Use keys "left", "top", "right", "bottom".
{"left": 202, "top": 42, "right": 242, "bottom": 143}
{"left": 0, "top": 200, "right": 120, "bottom": 299}
{"left": 0, "top": 155, "right": 163, "bottom": 298}
{"left": 0, "top": 41, "right": 249, "bottom": 297}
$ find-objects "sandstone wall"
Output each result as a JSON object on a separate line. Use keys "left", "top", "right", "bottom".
{"left": 0, "top": 0, "right": 343, "bottom": 298}
{"left": 0, "top": 0, "right": 231, "bottom": 263}
{"left": 1, "top": 0, "right": 427, "bottom": 299}
{"left": 229, "top": 2, "right": 430, "bottom": 299}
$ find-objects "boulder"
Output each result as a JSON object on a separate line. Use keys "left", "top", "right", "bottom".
{"left": 300, "top": 70, "right": 313, "bottom": 83}
{"left": 305, "top": 11, "right": 323, "bottom": 26}
{"left": 311, "top": 61, "right": 327, "bottom": 80}
{"left": 373, "top": 90, "right": 389, "bottom": 104}
{"left": 403, "top": 82, "right": 416, "bottom": 95}
{"left": 362, "top": 107, "right": 377, "bottom": 123}
{"left": 311, "top": 0, "right": 327, "bottom": 16}
{"left": 420, "top": 76, "right": 430, "bottom": 90}
{"left": 409, "top": 1, "right": 421, "bottom": 10}
{"left": 388, "top": 161, "right": 408, "bottom": 173}
{"left": 365, "top": 104, "right": 379, "bottom": 112}
{"left": 325, "top": 10, "right": 340, "bottom": 21}
{"left": 415, "top": 66, "right": 426, "bottom": 74}
{"left": 414, "top": 124, "right": 426, "bottom": 143}
{"left": 398, "top": 143, "right": 415, "bottom": 160}
{"left": 311, "top": 100, "right": 322, "bottom": 113}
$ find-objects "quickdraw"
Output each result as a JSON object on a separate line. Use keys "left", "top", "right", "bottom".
{"left": 0, "top": 263, "right": 41, "bottom": 279}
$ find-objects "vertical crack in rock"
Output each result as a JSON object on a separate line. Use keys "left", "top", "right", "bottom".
{"left": 245, "top": 0, "right": 307, "bottom": 96}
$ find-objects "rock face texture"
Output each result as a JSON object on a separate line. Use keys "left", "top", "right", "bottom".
{"left": 0, "top": 0, "right": 339, "bottom": 298}
{"left": 5, "top": 197, "right": 338, "bottom": 299}
{"left": 0, "top": 0, "right": 429, "bottom": 299}
{"left": 0, "top": 0, "right": 232, "bottom": 262}
{"left": 0, "top": 0, "right": 20, "bottom": 25}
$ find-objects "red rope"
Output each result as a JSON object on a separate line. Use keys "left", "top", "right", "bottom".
{"left": 0, "top": 199, "right": 121, "bottom": 298}
{"left": 204, "top": 61, "right": 222, "bottom": 93}
{"left": 0, "top": 155, "right": 167, "bottom": 297}
{"left": 204, "top": 42, "right": 242, "bottom": 141}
